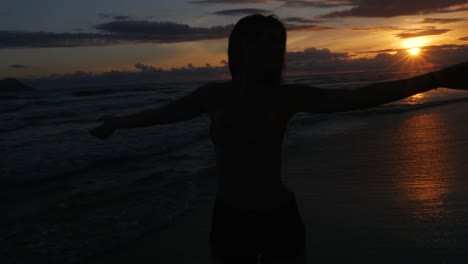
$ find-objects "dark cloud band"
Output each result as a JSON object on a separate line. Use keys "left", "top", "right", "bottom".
{"left": 395, "top": 27, "right": 452, "bottom": 39}
{"left": 352, "top": 26, "right": 400, "bottom": 31}
{"left": 190, "top": 0, "right": 468, "bottom": 18}
{"left": 95, "top": 20, "right": 233, "bottom": 37}
{"left": 421, "top": 18, "right": 466, "bottom": 24}
{"left": 322, "top": 0, "right": 468, "bottom": 18}
{"left": 0, "top": 31, "right": 118, "bottom": 48}
{"left": 282, "top": 0, "right": 352, "bottom": 8}
{"left": 284, "top": 17, "right": 324, "bottom": 24}
{"left": 98, "top": 13, "right": 132, "bottom": 20}
{"left": 10, "top": 64, "right": 29, "bottom": 68}
{"left": 0, "top": 21, "right": 235, "bottom": 48}
{"left": 285, "top": 23, "right": 334, "bottom": 31}
{"left": 212, "top": 8, "right": 270, "bottom": 16}
{"left": 0, "top": 18, "right": 334, "bottom": 49}
{"left": 191, "top": 0, "right": 351, "bottom": 8}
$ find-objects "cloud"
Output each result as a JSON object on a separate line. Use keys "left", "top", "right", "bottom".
{"left": 420, "top": 17, "right": 466, "bottom": 24}
{"left": 281, "top": 0, "right": 352, "bottom": 8}
{"left": 212, "top": 8, "right": 270, "bottom": 16}
{"left": 282, "top": 15, "right": 334, "bottom": 31}
{"left": 10, "top": 64, "right": 29, "bottom": 68}
{"left": 0, "top": 21, "right": 235, "bottom": 48}
{"left": 97, "top": 13, "right": 112, "bottom": 19}
{"left": 284, "top": 17, "right": 324, "bottom": 23}
{"left": 21, "top": 63, "right": 230, "bottom": 88}
{"left": 189, "top": 0, "right": 468, "bottom": 16}
{"left": 113, "top": 15, "right": 132, "bottom": 20}
{"left": 285, "top": 44, "right": 468, "bottom": 73}
{"left": 322, "top": 0, "right": 468, "bottom": 18}
{"left": 460, "top": 36, "right": 468, "bottom": 41}
{"left": 0, "top": 31, "right": 118, "bottom": 48}
{"left": 353, "top": 44, "right": 468, "bottom": 67}
{"left": 423, "top": 44, "right": 468, "bottom": 66}
{"left": 286, "top": 47, "right": 351, "bottom": 72}
{"left": 352, "top": 26, "right": 401, "bottom": 31}
{"left": 190, "top": 0, "right": 352, "bottom": 8}
{"left": 190, "top": 0, "right": 468, "bottom": 17}
{"left": 356, "top": 48, "right": 402, "bottom": 54}
{"left": 95, "top": 20, "right": 235, "bottom": 42}
{"left": 351, "top": 25, "right": 453, "bottom": 38}
{"left": 284, "top": 23, "right": 334, "bottom": 31}
{"left": 94, "top": 20, "right": 233, "bottom": 38}
{"left": 394, "top": 26, "right": 452, "bottom": 39}
{"left": 357, "top": 44, "right": 468, "bottom": 57}
{"left": 0, "top": 18, "right": 337, "bottom": 49}
{"left": 98, "top": 13, "right": 132, "bottom": 20}
{"left": 20, "top": 44, "right": 468, "bottom": 88}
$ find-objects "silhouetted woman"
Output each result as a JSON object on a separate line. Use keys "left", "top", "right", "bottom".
{"left": 90, "top": 14, "right": 468, "bottom": 264}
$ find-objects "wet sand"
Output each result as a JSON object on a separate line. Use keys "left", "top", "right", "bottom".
{"left": 83, "top": 101, "right": 468, "bottom": 263}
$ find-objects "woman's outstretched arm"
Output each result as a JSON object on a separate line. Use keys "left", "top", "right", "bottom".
{"left": 285, "top": 61, "right": 468, "bottom": 114}
{"left": 90, "top": 83, "right": 212, "bottom": 139}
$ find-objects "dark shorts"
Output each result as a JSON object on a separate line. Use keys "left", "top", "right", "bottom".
{"left": 209, "top": 191, "right": 306, "bottom": 264}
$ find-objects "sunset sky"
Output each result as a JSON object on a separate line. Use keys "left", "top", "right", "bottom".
{"left": 2, "top": 0, "right": 468, "bottom": 85}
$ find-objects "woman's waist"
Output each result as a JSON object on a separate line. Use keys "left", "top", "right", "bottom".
{"left": 215, "top": 184, "right": 295, "bottom": 212}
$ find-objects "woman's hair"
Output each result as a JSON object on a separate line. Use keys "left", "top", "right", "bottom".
{"left": 228, "top": 14, "right": 287, "bottom": 79}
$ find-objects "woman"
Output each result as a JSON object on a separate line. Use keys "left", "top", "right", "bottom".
{"left": 90, "top": 14, "right": 468, "bottom": 264}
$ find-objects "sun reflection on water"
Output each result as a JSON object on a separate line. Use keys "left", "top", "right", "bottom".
{"left": 407, "top": 93, "right": 425, "bottom": 105}
{"left": 392, "top": 112, "right": 452, "bottom": 221}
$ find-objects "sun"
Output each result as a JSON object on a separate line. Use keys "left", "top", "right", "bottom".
{"left": 408, "top": 47, "right": 420, "bottom": 56}
{"left": 397, "top": 38, "right": 429, "bottom": 70}
{"left": 403, "top": 38, "right": 426, "bottom": 57}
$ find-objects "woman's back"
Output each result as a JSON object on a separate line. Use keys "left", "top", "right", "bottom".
{"left": 206, "top": 82, "right": 295, "bottom": 210}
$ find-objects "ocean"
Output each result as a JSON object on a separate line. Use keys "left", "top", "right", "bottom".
{"left": 3, "top": 71, "right": 468, "bottom": 184}
{"left": 2, "top": 72, "right": 468, "bottom": 263}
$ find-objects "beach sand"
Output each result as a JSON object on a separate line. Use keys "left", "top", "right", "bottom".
{"left": 83, "top": 101, "right": 468, "bottom": 264}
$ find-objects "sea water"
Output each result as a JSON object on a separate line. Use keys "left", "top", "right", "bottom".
{"left": 3, "top": 72, "right": 468, "bottom": 184}
{"left": 2, "top": 72, "right": 468, "bottom": 263}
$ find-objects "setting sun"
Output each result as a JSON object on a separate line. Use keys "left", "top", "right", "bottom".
{"left": 408, "top": 47, "right": 421, "bottom": 56}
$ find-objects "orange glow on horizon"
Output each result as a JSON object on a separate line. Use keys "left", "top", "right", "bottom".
{"left": 403, "top": 38, "right": 427, "bottom": 50}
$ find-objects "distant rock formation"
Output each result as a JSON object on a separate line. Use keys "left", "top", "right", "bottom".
{"left": 0, "top": 78, "right": 33, "bottom": 93}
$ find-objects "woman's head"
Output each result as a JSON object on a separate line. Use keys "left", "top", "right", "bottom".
{"left": 228, "top": 14, "right": 286, "bottom": 84}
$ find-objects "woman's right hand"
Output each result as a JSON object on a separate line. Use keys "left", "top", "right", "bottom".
{"left": 433, "top": 61, "right": 468, "bottom": 90}
{"left": 89, "top": 116, "right": 119, "bottom": 139}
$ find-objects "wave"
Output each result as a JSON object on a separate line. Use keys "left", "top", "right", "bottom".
{"left": 68, "top": 85, "right": 183, "bottom": 98}
{"left": 70, "top": 89, "right": 116, "bottom": 97}
{"left": 358, "top": 96, "right": 468, "bottom": 116}
{"left": 157, "top": 89, "right": 180, "bottom": 94}
{"left": 289, "top": 95, "right": 468, "bottom": 136}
